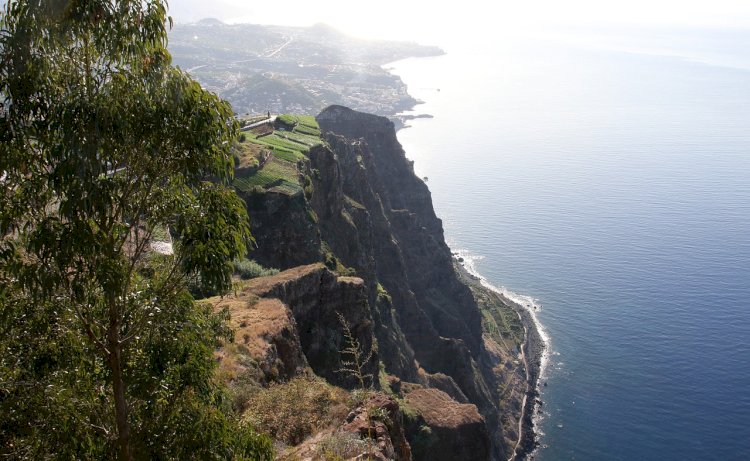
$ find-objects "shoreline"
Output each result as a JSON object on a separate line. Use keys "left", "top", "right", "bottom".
{"left": 384, "top": 50, "right": 548, "bottom": 459}
{"left": 453, "top": 253, "right": 548, "bottom": 461}
{"left": 382, "top": 55, "right": 444, "bottom": 131}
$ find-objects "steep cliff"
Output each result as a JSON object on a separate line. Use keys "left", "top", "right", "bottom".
{"left": 315, "top": 106, "right": 503, "bottom": 457}
{"left": 244, "top": 263, "right": 379, "bottom": 389}
{"left": 222, "top": 106, "right": 533, "bottom": 460}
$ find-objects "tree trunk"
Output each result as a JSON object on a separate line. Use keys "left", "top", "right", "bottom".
{"left": 108, "top": 317, "right": 132, "bottom": 461}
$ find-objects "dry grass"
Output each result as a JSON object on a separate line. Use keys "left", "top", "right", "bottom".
{"left": 242, "top": 263, "right": 325, "bottom": 297}
{"left": 405, "top": 388, "right": 482, "bottom": 427}
{"left": 209, "top": 288, "right": 300, "bottom": 381}
{"left": 243, "top": 376, "right": 350, "bottom": 446}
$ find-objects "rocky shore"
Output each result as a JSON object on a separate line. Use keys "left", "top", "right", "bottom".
{"left": 453, "top": 257, "right": 546, "bottom": 460}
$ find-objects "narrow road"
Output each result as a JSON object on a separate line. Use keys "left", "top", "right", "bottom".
{"left": 265, "top": 37, "right": 293, "bottom": 58}
{"left": 509, "top": 319, "right": 530, "bottom": 461}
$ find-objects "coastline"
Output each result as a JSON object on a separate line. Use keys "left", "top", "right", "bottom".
{"left": 453, "top": 253, "right": 548, "bottom": 461}
{"left": 382, "top": 56, "right": 443, "bottom": 130}
{"left": 385, "top": 51, "right": 548, "bottom": 459}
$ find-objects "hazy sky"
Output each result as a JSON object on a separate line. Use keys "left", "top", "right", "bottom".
{"left": 168, "top": 0, "right": 750, "bottom": 42}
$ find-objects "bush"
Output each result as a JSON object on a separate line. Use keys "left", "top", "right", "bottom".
{"left": 233, "top": 259, "right": 279, "bottom": 279}
{"left": 316, "top": 431, "right": 377, "bottom": 460}
{"left": 321, "top": 242, "right": 356, "bottom": 277}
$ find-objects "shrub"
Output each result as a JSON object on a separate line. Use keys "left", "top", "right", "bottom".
{"left": 243, "top": 377, "right": 350, "bottom": 445}
{"left": 233, "top": 259, "right": 279, "bottom": 279}
{"left": 316, "top": 431, "right": 377, "bottom": 460}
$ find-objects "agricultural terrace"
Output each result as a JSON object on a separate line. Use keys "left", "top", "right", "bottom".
{"left": 232, "top": 114, "right": 323, "bottom": 196}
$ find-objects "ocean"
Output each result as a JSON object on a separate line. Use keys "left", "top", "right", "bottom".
{"left": 388, "top": 26, "right": 750, "bottom": 460}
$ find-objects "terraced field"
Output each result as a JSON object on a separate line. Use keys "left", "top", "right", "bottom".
{"left": 233, "top": 114, "right": 323, "bottom": 196}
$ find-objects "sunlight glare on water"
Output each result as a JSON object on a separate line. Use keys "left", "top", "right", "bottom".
{"left": 392, "top": 27, "right": 750, "bottom": 460}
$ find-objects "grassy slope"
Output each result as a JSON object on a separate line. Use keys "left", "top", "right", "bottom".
{"left": 233, "top": 114, "right": 323, "bottom": 196}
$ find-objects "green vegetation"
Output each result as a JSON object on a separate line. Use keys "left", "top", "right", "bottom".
{"left": 233, "top": 157, "right": 301, "bottom": 195}
{"left": 344, "top": 195, "right": 366, "bottom": 210}
{"left": 232, "top": 114, "right": 323, "bottom": 196}
{"left": 471, "top": 285, "right": 524, "bottom": 351}
{"left": 0, "top": 1, "right": 270, "bottom": 459}
{"left": 276, "top": 113, "right": 299, "bottom": 128}
{"left": 291, "top": 123, "right": 322, "bottom": 137}
{"left": 273, "top": 148, "right": 306, "bottom": 163}
{"left": 253, "top": 134, "right": 312, "bottom": 154}
{"left": 376, "top": 283, "right": 393, "bottom": 305}
{"left": 322, "top": 242, "right": 356, "bottom": 276}
{"left": 233, "top": 259, "right": 280, "bottom": 280}
{"left": 276, "top": 114, "right": 320, "bottom": 133}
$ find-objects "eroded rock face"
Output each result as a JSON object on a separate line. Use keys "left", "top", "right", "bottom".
{"left": 229, "top": 297, "right": 309, "bottom": 382}
{"left": 239, "top": 189, "right": 321, "bottom": 270}
{"left": 317, "top": 106, "right": 504, "bottom": 458}
{"left": 405, "top": 388, "right": 491, "bottom": 461}
{"left": 317, "top": 105, "right": 482, "bottom": 355}
{"left": 308, "top": 138, "right": 422, "bottom": 384}
{"left": 341, "top": 393, "right": 412, "bottom": 461}
{"left": 244, "top": 264, "right": 379, "bottom": 389}
{"left": 238, "top": 106, "right": 514, "bottom": 460}
{"left": 214, "top": 293, "right": 308, "bottom": 385}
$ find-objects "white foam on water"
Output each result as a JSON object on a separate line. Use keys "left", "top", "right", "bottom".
{"left": 452, "top": 247, "right": 553, "bottom": 454}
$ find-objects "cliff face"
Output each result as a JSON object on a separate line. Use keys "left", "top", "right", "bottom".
{"left": 236, "top": 106, "right": 516, "bottom": 460}
{"left": 239, "top": 190, "right": 321, "bottom": 270}
{"left": 316, "top": 106, "right": 502, "bottom": 456}
{"left": 405, "top": 388, "right": 491, "bottom": 461}
{"left": 244, "top": 263, "right": 379, "bottom": 389}
{"left": 316, "top": 107, "right": 484, "bottom": 354}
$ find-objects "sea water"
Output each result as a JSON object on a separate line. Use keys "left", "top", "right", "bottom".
{"left": 389, "top": 26, "right": 750, "bottom": 460}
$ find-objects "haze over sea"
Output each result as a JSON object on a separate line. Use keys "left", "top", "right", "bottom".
{"left": 390, "top": 27, "right": 750, "bottom": 460}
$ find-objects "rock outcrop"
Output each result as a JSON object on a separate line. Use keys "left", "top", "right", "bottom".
{"left": 341, "top": 393, "right": 412, "bottom": 461}
{"left": 405, "top": 388, "right": 491, "bottom": 461}
{"left": 280, "top": 393, "right": 411, "bottom": 461}
{"left": 214, "top": 292, "right": 308, "bottom": 384}
{"left": 229, "top": 297, "right": 309, "bottom": 382}
{"left": 244, "top": 263, "right": 379, "bottom": 389}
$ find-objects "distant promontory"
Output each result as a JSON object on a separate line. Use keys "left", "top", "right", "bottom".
{"left": 168, "top": 20, "right": 444, "bottom": 118}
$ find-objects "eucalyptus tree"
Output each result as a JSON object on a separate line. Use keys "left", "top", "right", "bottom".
{"left": 0, "top": 1, "right": 269, "bottom": 459}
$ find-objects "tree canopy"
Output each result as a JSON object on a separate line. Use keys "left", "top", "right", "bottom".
{"left": 0, "top": 0, "right": 271, "bottom": 459}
